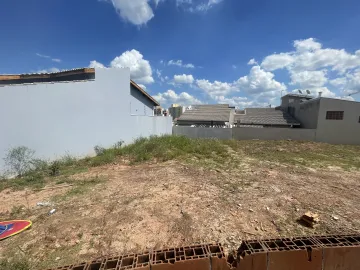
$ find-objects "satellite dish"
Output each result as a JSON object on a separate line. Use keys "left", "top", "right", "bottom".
{"left": 306, "top": 90, "right": 311, "bottom": 95}
{"left": 298, "top": 90, "right": 303, "bottom": 94}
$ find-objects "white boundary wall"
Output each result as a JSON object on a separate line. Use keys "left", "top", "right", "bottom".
{"left": 0, "top": 68, "right": 172, "bottom": 170}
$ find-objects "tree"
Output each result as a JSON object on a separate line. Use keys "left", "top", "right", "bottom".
{"left": 3, "top": 146, "right": 35, "bottom": 177}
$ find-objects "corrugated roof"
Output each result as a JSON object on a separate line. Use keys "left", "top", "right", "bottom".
{"left": 177, "top": 104, "right": 231, "bottom": 122}
{"left": 235, "top": 108, "right": 300, "bottom": 126}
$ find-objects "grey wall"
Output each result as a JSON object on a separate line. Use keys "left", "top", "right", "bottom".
{"left": 130, "top": 84, "right": 154, "bottom": 116}
{"left": 173, "top": 126, "right": 232, "bottom": 140}
{"left": 233, "top": 127, "right": 316, "bottom": 141}
{"left": 294, "top": 98, "right": 321, "bottom": 128}
{"left": 0, "top": 68, "right": 171, "bottom": 171}
{"left": 316, "top": 98, "right": 360, "bottom": 145}
{"left": 173, "top": 126, "right": 316, "bottom": 141}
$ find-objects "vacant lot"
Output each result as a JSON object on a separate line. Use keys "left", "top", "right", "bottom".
{"left": 1, "top": 137, "right": 360, "bottom": 269}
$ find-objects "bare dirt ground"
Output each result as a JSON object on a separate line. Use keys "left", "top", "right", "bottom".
{"left": 1, "top": 152, "right": 360, "bottom": 269}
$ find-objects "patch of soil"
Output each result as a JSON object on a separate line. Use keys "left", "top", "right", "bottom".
{"left": 1, "top": 161, "right": 359, "bottom": 269}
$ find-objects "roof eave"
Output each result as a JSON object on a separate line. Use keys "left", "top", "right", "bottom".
{"left": 130, "top": 80, "right": 160, "bottom": 106}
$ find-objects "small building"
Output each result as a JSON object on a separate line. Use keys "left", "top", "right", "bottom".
{"left": 235, "top": 108, "right": 300, "bottom": 128}
{"left": 168, "top": 104, "right": 184, "bottom": 120}
{"left": 0, "top": 68, "right": 172, "bottom": 171}
{"left": 281, "top": 93, "right": 360, "bottom": 144}
{"left": 176, "top": 104, "right": 235, "bottom": 127}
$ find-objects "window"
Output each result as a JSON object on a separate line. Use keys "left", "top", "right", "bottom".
{"left": 326, "top": 111, "right": 344, "bottom": 120}
{"left": 359, "top": 116, "right": 360, "bottom": 123}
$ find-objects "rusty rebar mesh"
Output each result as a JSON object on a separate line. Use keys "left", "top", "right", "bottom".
{"left": 45, "top": 235, "right": 360, "bottom": 270}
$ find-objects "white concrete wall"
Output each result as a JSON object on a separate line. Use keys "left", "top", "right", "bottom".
{"left": 0, "top": 68, "right": 171, "bottom": 170}
{"left": 233, "top": 127, "right": 316, "bottom": 141}
{"left": 173, "top": 126, "right": 232, "bottom": 140}
{"left": 316, "top": 98, "right": 360, "bottom": 145}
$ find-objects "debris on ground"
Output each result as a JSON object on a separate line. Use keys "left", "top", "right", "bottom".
{"left": 300, "top": 211, "right": 320, "bottom": 228}
{"left": 332, "top": 215, "right": 339, "bottom": 221}
{"left": 37, "top": 201, "right": 52, "bottom": 207}
{"left": 49, "top": 209, "right": 56, "bottom": 215}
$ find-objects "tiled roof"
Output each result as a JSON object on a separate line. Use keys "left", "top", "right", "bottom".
{"left": 235, "top": 108, "right": 300, "bottom": 126}
{"left": 177, "top": 104, "right": 231, "bottom": 122}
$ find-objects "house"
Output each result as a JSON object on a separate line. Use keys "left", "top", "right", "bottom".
{"left": 176, "top": 104, "right": 235, "bottom": 127}
{"left": 0, "top": 68, "right": 172, "bottom": 171}
{"left": 281, "top": 93, "right": 360, "bottom": 144}
{"left": 235, "top": 108, "right": 300, "bottom": 128}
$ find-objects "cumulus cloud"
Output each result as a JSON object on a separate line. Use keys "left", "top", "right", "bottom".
{"left": 89, "top": 60, "right": 106, "bottom": 68}
{"left": 110, "top": 49, "right": 154, "bottom": 84}
{"left": 153, "top": 89, "right": 202, "bottom": 107}
{"left": 90, "top": 49, "right": 154, "bottom": 84}
{"left": 290, "top": 70, "right": 328, "bottom": 88}
{"left": 195, "top": 66, "right": 285, "bottom": 107}
{"left": 247, "top": 59, "right": 257, "bottom": 65}
{"left": 109, "top": 0, "right": 154, "bottom": 25}
{"left": 168, "top": 60, "right": 195, "bottom": 68}
{"left": 106, "top": 0, "right": 224, "bottom": 26}
{"left": 261, "top": 38, "right": 360, "bottom": 73}
{"left": 173, "top": 74, "right": 194, "bottom": 84}
{"left": 196, "top": 79, "right": 236, "bottom": 97}
{"left": 236, "top": 66, "right": 287, "bottom": 94}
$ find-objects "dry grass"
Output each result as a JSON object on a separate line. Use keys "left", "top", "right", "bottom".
{"left": 1, "top": 137, "right": 360, "bottom": 269}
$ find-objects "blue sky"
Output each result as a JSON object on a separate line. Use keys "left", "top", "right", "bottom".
{"left": 1, "top": 0, "right": 360, "bottom": 108}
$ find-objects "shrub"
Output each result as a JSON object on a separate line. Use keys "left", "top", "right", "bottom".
{"left": 3, "top": 146, "right": 35, "bottom": 177}
{"left": 94, "top": 145, "right": 106, "bottom": 156}
{"left": 114, "top": 140, "right": 124, "bottom": 149}
{"left": 49, "top": 160, "right": 60, "bottom": 176}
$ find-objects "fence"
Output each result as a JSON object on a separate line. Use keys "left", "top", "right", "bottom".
{"left": 173, "top": 126, "right": 316, "bottom": 141}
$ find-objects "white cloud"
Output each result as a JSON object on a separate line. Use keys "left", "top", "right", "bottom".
{"left": 36, "top": 53, "right": 62, "bottom": 63}
{"left": 232, "top": 65, "right": 237, "bottom": 69}
{"left": 138, "top": 84, "right": 147, "bottom": 90}
{"left": 329, "top": 77, "right": 347, "bottom": 87}
{"left": 106, "top": 0, "right": 224, "bottom": 25}
{"left": 37, "top": 67, "right": 60, "bottom": 74}
{"left": 109, "top": 0, "right": 154, "bottom": 25}
{"left": 110, "top": 49, "right": 154, "bottom": 84}
{"left": 293, "top": 38, "right": 322, "bottom": 52}
{"left": 88, "top": 49, "right": 154, "bottom": 84}
{"left": 194, "top": 0, "right": 224, "bottom": 11}
{"left": 235, "top": 66, "right": 287, "bottom": 94}
{"left": 168, "top": 60, "right": 195, "bottom": 68}
{"left": 89, "top": 60, "right": 106, "bottom": 68}
{"left": 173, "top": 74, "right": 194, "bottom": 84}
{"left": 261, "top": 38, "right": 360, "bottom": 74}
{"left": 196, "top": 79, "right": 236, "bottom": 97}
{"left": 247, "top": 58, "right": 257, "bottom": 65}
{"left": 290, "top": 70, "right": 328, "bottom": 88}
{"left": 261, "top": 53, "right": 294, "bottom": 71}
{"left": 153, "top": 89, "right": 202, "bottom": 107}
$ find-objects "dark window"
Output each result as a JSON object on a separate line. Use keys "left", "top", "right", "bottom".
{"left": 326, "top": 111, "right": 344, "bottom": 120}
{"left": 359, "top": 116, "right": 360, "bottom": 123}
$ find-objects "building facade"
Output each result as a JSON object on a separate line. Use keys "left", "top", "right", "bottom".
{"left": 281, "top": 94, "right": 360, "bottom": 144}
{"left": 168, "top": 104, "right": 184, "bottom": 120}
{"left": 0, "top": 68, "right": 172, "bottom": 171}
